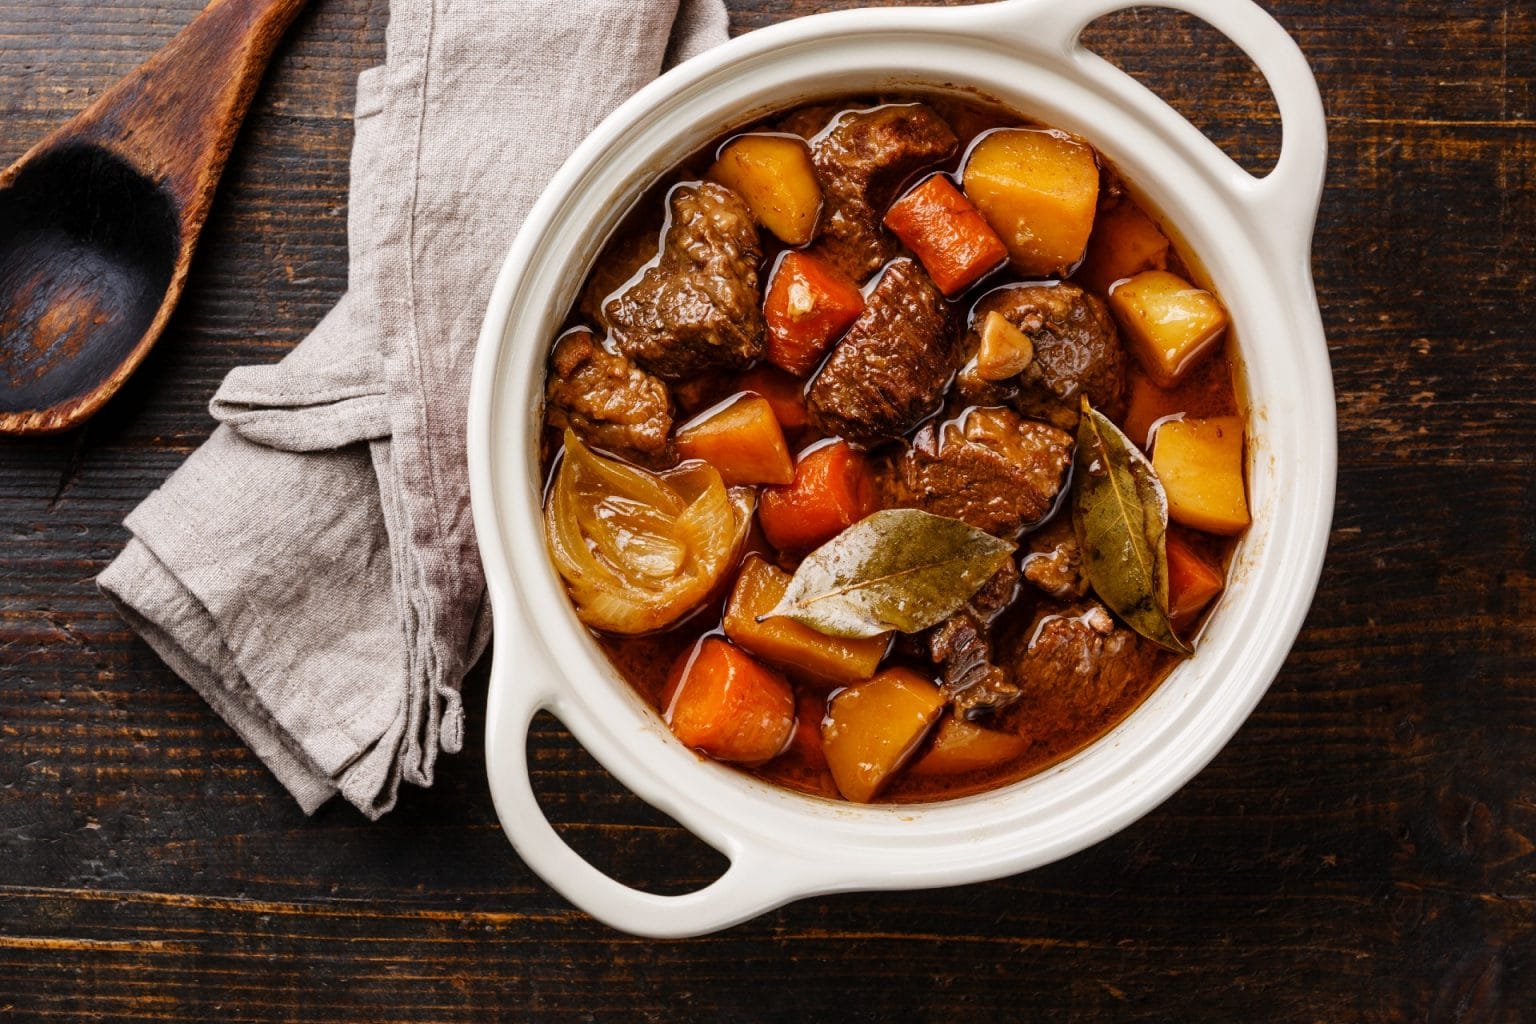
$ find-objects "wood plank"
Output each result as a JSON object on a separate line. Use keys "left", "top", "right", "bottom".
{"left": 0, "top": 0, "right": 1531, "bottom": 1018}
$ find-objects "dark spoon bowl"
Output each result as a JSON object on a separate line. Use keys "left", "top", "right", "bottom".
{"left": 0, "top": 146, "right": 179, "bottom": 418}
{"left": 0, "top": 0, "right": 307, "bottom": 436}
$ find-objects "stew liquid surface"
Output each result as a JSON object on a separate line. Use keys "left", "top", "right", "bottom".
{"left": 539, "top": 93, "right": 1247, "bottom": 803}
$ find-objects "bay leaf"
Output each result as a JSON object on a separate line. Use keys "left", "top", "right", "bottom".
{"left": 1071, "top": 399, "right": 1192, "bottom": 654}
{"left": 764, "top": 509, "right": 1016, "bottom": 639}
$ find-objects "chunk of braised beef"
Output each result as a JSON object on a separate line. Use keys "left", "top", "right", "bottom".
{"left": 958, "top": 282, "right": 1126, "bottom": 429}
{"left": 806, "top": 258, "right": 953, "bottom": 445}
{"left": 884, "top": 406, "right": 1072, "bottom": 538}
{"left": 928, "top": 558, "right": 1024, "bottom": 718}
{"left": 1020, "top": 516, "right": 1088, "bottom": 600}
{"left": 996, "top": 600, "right": 1165, "bottom": 738}
{"left": 931, "top": 612, "right": 1017, "bottom": 718}
{"left": 807, "top": 104, "right": 959, "bottom": 282}
{"left": 971, "top": 553, "right": 1022, "bottom": 617}
{"left": 545, "top": 329, "right": 673, "bottom": 464}
{"left": 604, "top": 181, "right": 764, "bottom": 379}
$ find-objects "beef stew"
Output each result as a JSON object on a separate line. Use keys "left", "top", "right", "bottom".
{"left": 537, "top": 94, "right": 1248, "bottom": 804}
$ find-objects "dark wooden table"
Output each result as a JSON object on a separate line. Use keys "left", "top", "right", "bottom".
{"left": 2, "top": 1, "right": 1531, "bottom": 1019}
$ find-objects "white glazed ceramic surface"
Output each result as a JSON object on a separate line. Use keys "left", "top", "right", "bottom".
{"left": 467, "top": 0, "right": 1332, "bottom": 937}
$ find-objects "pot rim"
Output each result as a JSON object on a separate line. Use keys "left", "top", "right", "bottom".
{"left": 467, "top": 0, "right": 1332, "bottom": 937}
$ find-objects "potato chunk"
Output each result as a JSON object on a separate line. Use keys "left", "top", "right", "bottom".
{"left": 1151, "top": 416, "right": 1250, "bottom": 535}
{"left": 1077, "top": 198, "right": 1171, "bottom": 295}
{"left": 1109, "top": 270, "right": 1229, "bottom": 387}
{"left": 961, "top": 128, "right": 1099, "bottom": 277}
{"left": 821, "top": 668, "right": 945, "bottom": 802}
{"left": 907, "top": 717, "right": 1029, "bottom": 778}
{"left": 674, "top": 393, "right": 795, "bottom": 485}
{"left": 723, "top": 556, "right": 889, "bottom": 685}
{"left": 1122, "top": 371, "right": 1166, "bottom": 452}
{"left": 708, "top": 134, "right": 822, "bottom": 246}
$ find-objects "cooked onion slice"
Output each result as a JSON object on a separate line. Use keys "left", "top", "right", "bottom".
{"left": 545, "top": 430, "right": 753, "bottom": 634}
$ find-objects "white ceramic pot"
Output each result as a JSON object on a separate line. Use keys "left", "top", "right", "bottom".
{"left": 467, "top": 0, "right": 1332, "bottom": 937}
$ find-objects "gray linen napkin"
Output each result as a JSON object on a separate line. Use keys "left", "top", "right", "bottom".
{"left": 98, "top": 0, "right": 731, "bottom": 818}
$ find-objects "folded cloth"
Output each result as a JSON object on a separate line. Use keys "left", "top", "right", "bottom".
{"left": 98, "top": 0, "right": 731, "bottom": 818}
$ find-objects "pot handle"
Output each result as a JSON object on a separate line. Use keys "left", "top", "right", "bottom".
{"left": 482, "top": 633, "right": 814, "bottom": 938}
{"left": 979, "top": 0, "right": 1327, "bottom": 263}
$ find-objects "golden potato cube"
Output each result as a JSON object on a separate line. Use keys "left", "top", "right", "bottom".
{"left": 707, "top": 134, "right": 822, "bottom": 246}
{"left": 961, "top": 128, "right": 1099, "bottom": 277}
{"left": 975, "top": 310, "right": 1035, "bottom": 381}
{"left": 1151, "top": 416, "right": 1250, "bottom": 535}
{"left": 821, "top": 668, "right": 945, "bottom": 802}
{"left": 723, "top": 556, "right": 889, "bottom": 685}
{"left": 907, "top": 717, "right": 1028, "bottom": 778}
{"left": 1109, "top": 270, "right": 1229, "bottom": 387}
{"left": 1077, "top": 198, "right": 1171, "bottom": 294}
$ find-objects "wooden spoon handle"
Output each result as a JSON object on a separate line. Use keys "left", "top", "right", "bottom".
{"left": 54, "top": 0, "right": 310, "bottom": 235}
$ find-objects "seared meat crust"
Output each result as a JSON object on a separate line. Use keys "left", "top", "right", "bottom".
{"left": 958, "top": 282, "right": 1126, "bottom": 429}
{"left": 807, "top": 104, "right": 958, "bottom": 282}
{"left": 545, "top": 329, "right": 673, "bottom": 463}
{"left": 605, "top": 181, "right": 764, "bottom": 379}
{"left": 807, "top": 258, "right": 953, "bottom": 445}
{"left": 885, "top": 406, "right": 1073, "bottom": 538}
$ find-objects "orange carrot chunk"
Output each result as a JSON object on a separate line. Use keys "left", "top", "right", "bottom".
{"left": 758, "top": 441, "right": 879, "bottom": 554}
{"left": 762, "top": 251, "right": 866, "bottom": 377}
{"left": 734, "top": 364, "right": 810, "bottom": 432}
{"left": 663, "top": 637, "right": 796, "bottom": 764}
{"left": 883, "top": 174, "right": 1008, "bottom": 296}
{"left": 673, "top": 393, "right": 795, "bottom": 485}
{"left": 1166, "top": 532, "right": 1225, "bottom": 625}
{"left": 785, "top": 692, "right": 831, "bottom": 773}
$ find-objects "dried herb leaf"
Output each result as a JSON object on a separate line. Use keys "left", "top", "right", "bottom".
{"left": 1071, "top": 400, "right": 1192, "bottom": 654}
{"left": 765, "top": 509, "right": 1016, "bottom": 639}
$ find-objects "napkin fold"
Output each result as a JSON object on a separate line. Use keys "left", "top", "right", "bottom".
{"left": 99, "top": 0, "right": 731, "bottom": 818}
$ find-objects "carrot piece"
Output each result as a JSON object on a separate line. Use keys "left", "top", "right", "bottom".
{"left": 663, "top": 637, "right": 796, "bottom": 764}
{"left": 673, "top": 393, "right": 795, "bottom": 486}
{"left": 734, "top": 364, "right": 809, "bottom": 432}
{"left": 762, "top": 252, "right": 866, "bottom": 377}
{"left": 883, "top": 174, "right": 1008, "bottom": 296}
{"left": 785, "top": 692, "right": 830, "bottom": 772}
{"left": 1166, "top": 531, "right": 1225, "bottom": 624}
{"left": 758, "top": 441, "right": 879, "bottom": 554}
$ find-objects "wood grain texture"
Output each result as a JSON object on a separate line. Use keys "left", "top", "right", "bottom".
{"left": 0, "top": 0, "right": 1532, "bottom": 1020}
{"left": 0, "top": 0, "right": 310, "bottom": 434}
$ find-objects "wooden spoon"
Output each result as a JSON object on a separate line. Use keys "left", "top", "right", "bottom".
{"left": 0, "top": 0, "right": 309, "bottom": 436}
